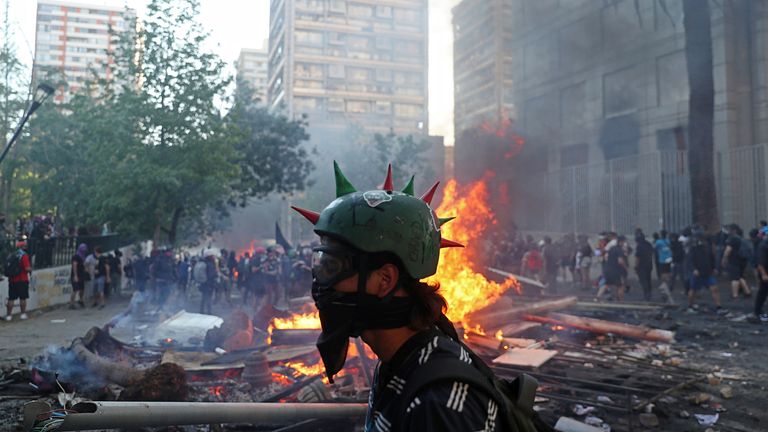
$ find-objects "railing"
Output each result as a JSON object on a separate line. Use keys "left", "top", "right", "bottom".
{"left": 2, "top": 234, "right": 123, "bottom": 270}
{"left": 516, "top": 144, "right": 768, "bottom": 235}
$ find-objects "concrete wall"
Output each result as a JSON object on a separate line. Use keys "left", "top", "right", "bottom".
{"left": 0, "top": 264, "right": 73, "bottom": 318}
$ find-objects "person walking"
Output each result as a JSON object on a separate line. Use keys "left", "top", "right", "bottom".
{"left": 634, "top": 233, "right": 654, "bottom": 301}
{"left": 753, "top": 226, "right": 768, "bottom": 322}
{"left": 69, "top": 243, "right": 88, "bottom": 309}
{"left": 721, "top": 225, "right": 752, "bottom": 299}
{"left": 92, "top": 246, "right": 110, "bottom": 309}
{"left": 688, "top": 230, "right": 726, "bottom": 314}
{"left": 4, "top": 240, "right": 32, "bottom": 321}
{"left": 654, "top": 230, "right": 674, "bottom": 304}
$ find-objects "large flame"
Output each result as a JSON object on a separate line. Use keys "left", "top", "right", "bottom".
{"left": 271, "top": 177, "right": 518, "bottom": 334}
{"left": 426, "top": 177, "right": 520, "bottom": 331}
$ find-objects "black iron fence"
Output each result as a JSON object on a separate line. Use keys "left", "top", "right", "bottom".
{"left": 2, "top": 234, "right": 123, "bottom": 270}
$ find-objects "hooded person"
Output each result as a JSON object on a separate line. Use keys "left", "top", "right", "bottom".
{"left": 69, "top": 243, "right": 88, "bottom": 309}
{"left": 291, "top": 162, "right": 544, "bottom": 432}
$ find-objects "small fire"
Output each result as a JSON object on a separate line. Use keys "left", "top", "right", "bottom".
{"left": 495, "top": 330, "right": 504, "bottom": 341}
{"left": 426, "top": 177, "right": 520, "bottom": 331}
{"left": 209, "top": 386, "right": 225, "bottom": 397}
{"left": 272, "top": 372, "right": 294, "bottom": 386}
{"left": 267, "top": 311, "right": 321, "bottom": 345}
{"left": 551, "top": 325, "right": 566, "bottom": 331}
{"left": 272, "top": 312, "right": 321, "bottom": 330}
{"left": 285, "top": 360, "right": 325, "bottom": 377}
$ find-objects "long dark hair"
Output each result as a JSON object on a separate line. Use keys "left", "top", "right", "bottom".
{"left": 367, "top": 251, "right": 447, "bottom": 330}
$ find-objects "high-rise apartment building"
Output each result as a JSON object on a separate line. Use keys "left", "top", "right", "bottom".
{"left": 452, "top": 0, "right": 768, "bottom": 235}
{"left": 237, "top": 46, "right": 269, "bottom": 102}
{"left": 33, "top": 0, "right": 136, "bottom": 103}
{"left": 267, "top": 0, "right": 428, "bottom": 136}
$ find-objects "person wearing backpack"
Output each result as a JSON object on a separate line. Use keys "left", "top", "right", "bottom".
{"left": 291, "top": 163, "right": 551, "bottom": 432}
{"left": 5, "top": 239, "right": 31, "bottom": 321}
{"left": 92, "top": 246, "right": 110, "bottom": 309}
{"left": 721, "top": 224, "right": 752, "bottom": 299}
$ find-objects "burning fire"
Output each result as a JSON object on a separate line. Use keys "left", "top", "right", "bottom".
{"left": 267, "top": 311, "right": 321, "bottom": 344}
{"left": 271, "top": 312, "right": 321, "bottom": 330}
{"left": 285, "top": 360, "right": 325, "bottom": 377}
{"left": 426, "top": 177, "right": 520, "bottom": 331}
{"left": 271, "top": 177, "right": 518, "bottom": 337}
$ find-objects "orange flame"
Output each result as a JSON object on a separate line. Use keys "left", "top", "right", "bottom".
{"left": 426, "top": 177, "right": 520, "bottom": 331}
{"left": 285, "top": 360, "right": 325, "bottom": 377}
{"left": 271, "top": 312, "right": 321, "bottom": 330}
{"left": 267, "top": 311, "right": 321, "bottom": 345}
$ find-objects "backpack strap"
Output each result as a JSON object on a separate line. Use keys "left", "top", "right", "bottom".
{"left": 395, "top": 356, "right": 502, "bottom": 419}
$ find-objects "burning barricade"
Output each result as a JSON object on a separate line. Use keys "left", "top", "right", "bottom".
{"left": 7, "top": 177, "right": 734, "bottom": 431}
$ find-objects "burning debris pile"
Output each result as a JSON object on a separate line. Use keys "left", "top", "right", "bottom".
{"left": 2, "top": 179, "right": 757, "bottom": 431}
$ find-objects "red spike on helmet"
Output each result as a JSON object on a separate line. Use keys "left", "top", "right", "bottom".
{"left": 382, "top": 164, "right": 394, "bottom": 191}
{"left": 440, "top": 238, "right": 464, "bottom": 248}
{"left": 291, "top": 206, "right": 320, "bottom": 225}
{"left": 421, "top": 181, "right": 440, "bottom": 205}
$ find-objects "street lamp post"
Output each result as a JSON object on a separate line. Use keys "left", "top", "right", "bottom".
{"left": 0, "top": 83, "right": 55, "bottom": 165}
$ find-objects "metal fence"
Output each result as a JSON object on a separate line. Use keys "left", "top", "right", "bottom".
{"left": 517, "top": 144, "right": 768, "bottom": 235}
{"left": 2, "top": 234, "right": 123, "bottom": 270}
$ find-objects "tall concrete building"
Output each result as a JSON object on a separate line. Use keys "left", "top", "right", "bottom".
{"left": 237, "top": 45, "right": 269, "bottom": 102}
{"left": 453, "top": 0, "right": 768, "bottom": 234}
{"left": 33, "top": 0, "right": 136, "bottom": 103}
{"left": 266, "top": 0, "right": 429, "bottom": 136}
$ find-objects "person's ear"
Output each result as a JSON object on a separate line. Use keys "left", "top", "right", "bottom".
{"left": 372, "top": 263, "right": 399, "bottom": 298}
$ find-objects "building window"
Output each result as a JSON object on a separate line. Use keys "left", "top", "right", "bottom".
{"left": 295, "top": 63, "right": 324, "bottom": 79}
{"left": 348, "top": 35, "right": 371, "bottom": 50}
{"left": 349, "top": 4, "right": 373, "bottom": 18}
{"left": 329, "top": 64, "right": 345, "bottom": 78}
{"left": 394, "top": 103, "right": 422, "bottom": 118}
{"left": 328, "top": 98, "right": 344, "bottom": 112}
{"left": 376, "top": 6, "right": 392, "bottom": 18}
{"left": 294, "top": 96, "right": 320, "bottom": 111}
{"left": 375, "top": 101, "right": 391, "bottom": 114}
{"left": 376, "top": 36, "right": 391, "bottom": 50}
{"left": 348, "top": 67, "right": 371, "bottom": 81}
{"left": 346, "top": 100, "right": 371, "bottom": 113}
{"left": 394, "top": 8, "right": 420, "bottom": 23}
{"left": 376, "top": 69, "right": 392, "bottom": 82}
{"left": 295, "top": 30, "right": 323, "bottom": 45}
{"left": 329, "top": 0, "right": 346, "bottom": 13}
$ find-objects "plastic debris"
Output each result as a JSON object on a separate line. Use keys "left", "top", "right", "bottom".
{"left": 694, "top": 413, "right": 719, "bottom": 426}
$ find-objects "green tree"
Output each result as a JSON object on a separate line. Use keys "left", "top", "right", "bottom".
{"left": 341, "top": 128, "right": 434, "bottom": 190}
{"left": 0, "top": 0, "right": 30, "bottom": 218}
{"left": 31, "top": 0, "right": 314, "bottom": 245}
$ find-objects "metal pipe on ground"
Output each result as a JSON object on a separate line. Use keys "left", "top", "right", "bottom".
{"left": 25, "top": 401, "right": 367, "bottom": 431}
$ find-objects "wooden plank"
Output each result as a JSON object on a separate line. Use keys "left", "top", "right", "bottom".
{"left": 524, "top": 312, "right": 675, "bottom": 343}
{"left": 468, "top": 296, "right": 578, "bottom": 330}
{"left": 265, "top": 345, "right": 317, "bottom": 363}
{"left": 161, "top": 350, "right": 245, "bottom": 372}
{"left": 491, "top": 348, "right": 558, "bottom": 368}
{"left": 498, "top": 321, "right": 541, "bottom": 337}
{"left": 574, "top": 301, "right": 662, "bottom": 311}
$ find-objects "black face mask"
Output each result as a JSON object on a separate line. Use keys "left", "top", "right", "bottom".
{"left": 311, "top": 246, "right": 414, "bottom": 381}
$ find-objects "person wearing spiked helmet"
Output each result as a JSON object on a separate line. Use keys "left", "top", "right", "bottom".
{"left": 292, "top": 162, "right": 520, "bottom": 432}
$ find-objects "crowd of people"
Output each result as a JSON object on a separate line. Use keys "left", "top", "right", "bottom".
{"left": 112, "top": 244, "right": 314, "bottom": 317}
{"left": 491, "top": 221, "right": 768, "bottom": 323}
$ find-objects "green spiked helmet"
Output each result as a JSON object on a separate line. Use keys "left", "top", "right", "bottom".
{"left": 291, "top": 162, "right": 462, "bottom": 279}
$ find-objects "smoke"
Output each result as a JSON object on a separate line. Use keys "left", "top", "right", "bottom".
{"left": 429, "top": 0, "right": 462, "bottom": 147}
{"left": 30, "top": 345, "right": 107, "bottom": 390}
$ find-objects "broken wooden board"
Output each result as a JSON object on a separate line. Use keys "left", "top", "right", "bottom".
{"left": 500, "top": 338, "right": 539, "bottom": 349}
{"left": 491, "top": 348, "right": 558, "bottom": 368}
{"left": 161, "top": 350, "right": 245, "bottom": 372}
{"left": 264, "top": 345, "right": 317, "bottom": 363}
{"left": 498, "top": 321, "right": 541, "bottom": 337}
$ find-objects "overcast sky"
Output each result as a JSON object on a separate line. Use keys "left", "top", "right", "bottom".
{"left": 6, "top": 0, "right": 458, "bottom": 145}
